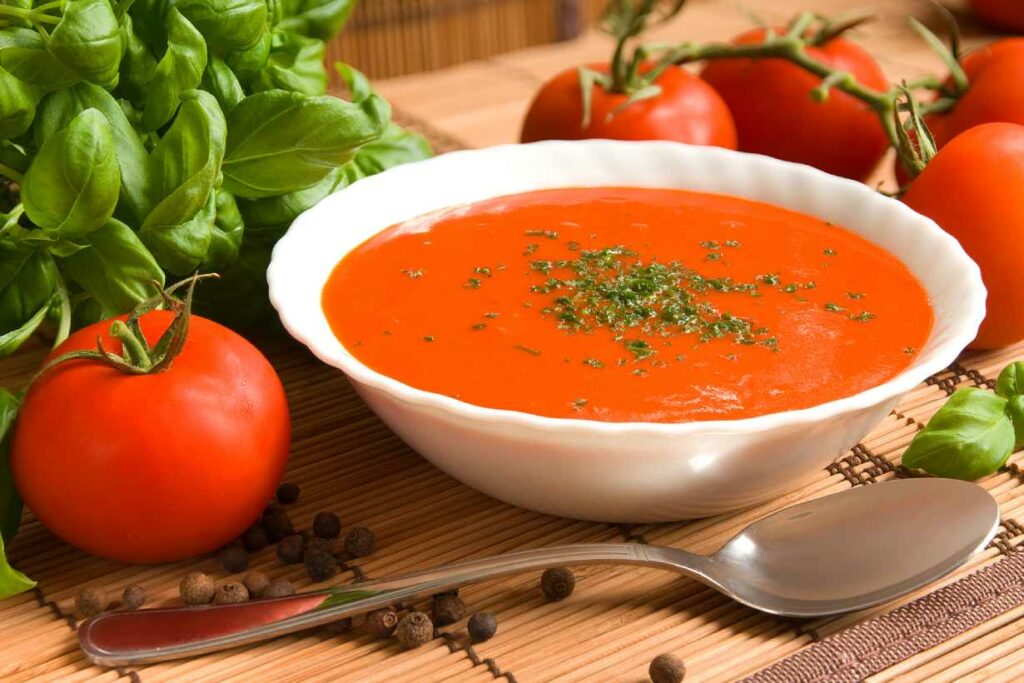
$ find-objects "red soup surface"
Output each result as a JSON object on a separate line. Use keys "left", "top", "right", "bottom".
{"left": 323, "top": 188, "right": 933, "bottom": 423}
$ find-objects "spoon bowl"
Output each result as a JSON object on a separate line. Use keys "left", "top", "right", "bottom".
{"left": 78, "top": 478, "right": 999, "bottom": 666}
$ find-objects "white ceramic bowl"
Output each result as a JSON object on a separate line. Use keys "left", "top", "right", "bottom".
{"left": 268, "top": 140, "right": 986, "bottom": 522}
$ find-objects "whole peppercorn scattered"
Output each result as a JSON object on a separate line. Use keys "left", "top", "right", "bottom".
{"left": 313, "top": 511, "right": 342, "bottom": 539}
{"left": 76, "top": 587, "right": 108, "bottom": 617}
{"left": 180, "top": 572, "right": 216, "bottom": 606}
{"left": 431, "top": 593, "right": 466, "bottom": 626}
{"left": 649, "top": 653, "right": 685, "bottom": 683}
{"left": 277, "top": 534, "right": 306, "bottom": 564}
{"left": 241, "top": 523, "right": 269, "bottom": 552}
{"left": 305, "top": 546, "right": 339, "bottom": 582}
{"left": 468, "top": 612, "right": 498, "bottom": 643}
{"left": 364, "top": 608, "right": 399, "bottom": 639}
{"left": 541, "top": 567, "right": 575, "bottom": 602}
{"left": 306, "top": 536, "right": 334, "bottom": 555}
{"left": 121, "top": 584, "right": 147, "bottom": 611}
{"left": 263, "top": 578, "right": 296, "bottom": 598}
{"left": 264, "top": 507, "right": 295, "bottom": 542}
{"left": 213, "top": 582, "right": 250, "bottom": 605}
{"left": 263, "top": 501, "right": 283, "bottom": 519}
{"left": 219, "top": 543, "right": 249, "bottom": 573}
{"left": 395, "top": 611, "right": 434, "bottom": 649}
{"left": 243, "top": 571, "right": 270, "bottom": 598}
{"left": 344, "top": 526, "right": 375, "bottom": 558}
{"left": 276, "top": 482, "right": 300, "bottom": 504}
{"left": 325, "top": 617, "right": 353, "bottom": 635}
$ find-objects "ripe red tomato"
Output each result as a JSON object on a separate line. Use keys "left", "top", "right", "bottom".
{"left": 701, "top": 28, "right": 889, "bottom": 180}
{"left": 969, "top": 0, "right": 1024, "bottom": 33}
{"left": 520, "top": 62, "right": 737, "bottom": 148}
{"left": 11, "top": 310, "right": 290, "bottom": 563}
{"left": 903, "top": 123, "right": 1024, "bottom": 349}
{"left": 895, "top": 39, "right": 1024, "bottom": 185}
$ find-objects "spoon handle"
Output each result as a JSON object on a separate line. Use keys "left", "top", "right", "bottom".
{"left": 78, "top": 543, "right": 683, "bottom": 666}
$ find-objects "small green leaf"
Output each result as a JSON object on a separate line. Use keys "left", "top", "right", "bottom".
{"left": 21, "top": 108, "right": 119, "bottom": 239}
{"left": 225, "top": 29, "right": 270, "bottom": 84}
{"left": 0, "top": 298, "right": 49, "bottom": 357}
{"left": 48, "top": 0, "right": 123, "bottom": 88}
{"left": 201, "top": 190, "right": 244, "bottom": 271}
{"left": 996, "top": 361, "right": 1024, "bottom": 399}
{"left": 222, "top": 89, "right": 389, "bottom": 198}
{"left": 1007, "top": 395, "right": 1024, "bottom": 451}
{"left": 0, "top": 241, "right": 58, "bottom": 338}
{"left": 277, "top": 0, "right": 355, "bottom": 40}
{"left": 251, "top": 30, "right": 327, "bottom": 96}
{"left": 175, "top": 0, "right": 268, "bottom": 53}
{"left": 903, "top": 387, "right": 1015, "bottom": 480}
{"left": 0, "top": 27, "right": 80, "bottom": 91}
{"left": 64, "top": 219, "right": 164, "bottom": 313}
{"left": 141, "top": 8, "right": 207, "bottom": 132}
{"left": 0, "top": 388, "right": 22, "bottom": 543}
{"left": 201, "top": 57, "right": 245, "bottom": 111}
{"left": 0, "top": 67, "right": 39, "bottom": 140}
{"left": 116, "top": 14, "right": 158, "bottom": 104}
{"left": 143, "top": 180, "right": 217, "bottom": 275}
{"left": 0, "top": 533, "right": 35, "bottom": 599}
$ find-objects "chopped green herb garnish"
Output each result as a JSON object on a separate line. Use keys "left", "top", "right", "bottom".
{"left": 824, "top": 302, "right": 844, "bottom": 312}
{"left": 423, "top": 335, "right": 435, "bottom": 342}
{"left": 726, "top": 353, "right": 738, "bottom": 361}
{"left": 757, "top": 273, "right": 780, "bottom": 286}
{"left": 484, "top": 312, "right": 500, "bottom": 318}
{"left": 572, "top": 398, "right": 588, "bottom": 411}
{"left": 401, "top": 268, "right": 424, "bottom": 279}
{"left": 632, "top": 368, "right": 649, "bottom": 377}
{"left": 471, "top": 323, "right": 487, "bottom": 330}
{"left": 849, "top": 311, "right": 876, "bottom": 322}
{"left": 473, "top": 266, "right": 493, "bottom": 278}
{"left": 804, "top": 281, "right": 817, "bottom": 290}
{"left": 824, "top": 248, "right": 837, "bottom": 257}
{"left": 526, "top": 229, "right": 559, "bottom": 239}
{"left": 725, "top": 240, "right": 741, "bottom": 248}
{"left": 624, "top": 339, "right": 655, "bottom": 360}
{"left": 675, "top": 354, "right": 686, "bottom": 362}
{"left": 513, "top": 344, "right": 541, "bottom": 356}
{"left": 582, "top": 358, "right": 604, "bottom": 368}
{"left": 567, "top": 240, "right": 581, "bottom": 251}
{"left": 524, "top": 243, "right": 539, "bottom": 256}
{"left": 847, "top": 292, "right": 865, "bottom": 300}
{"left": 465, "top": 278, "right": 482, "bottom": 289}
{"left": 705, "top": 252, "right": 723, "bottom": 261}
{"left": 699, "top": 240, "right": 721, "bottom": 250}
{"left": 904, "top": 346, "right": 917, "bottom": 354}
{"left": 783, "top": 283, "right": 798, "bottom": 293}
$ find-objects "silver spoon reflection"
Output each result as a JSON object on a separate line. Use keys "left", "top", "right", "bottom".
{"left": 79, "top": 478, "right": 998, "bottom": 666}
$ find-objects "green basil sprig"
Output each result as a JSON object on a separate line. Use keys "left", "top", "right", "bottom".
{"left": 903, "top": 361, "right": 1024, "bottom": 480}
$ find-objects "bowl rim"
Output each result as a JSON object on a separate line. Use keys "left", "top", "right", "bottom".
{"left": 268, "top": 139, "right": 987, "bottom": 437}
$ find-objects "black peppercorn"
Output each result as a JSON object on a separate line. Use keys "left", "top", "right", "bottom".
{"left": 263, "top": 578, "right": 295, "bottom": 598}
{"left": 243, "top": 571, "right": 270, "bottom": 598}
{"left": 276, "top": 482, "right": 300, "bottom": 504}
{"left": 264, "top": 508, "right": 295, "bottom": 542}
{"left": 313, "top": 511, "right": 341, "bottom": 539}
{"left": 219, "top": 543, "right": 249, "bottom": 573}
{"left": 277, "top": 534, "right": 306, "bottom": 564}
{"left": 241, "top": 523, "right": 269, "bottom": 552}
{"left": 344, "top": 526, "right": 375, "bottom": 558}
{"left": 431, "top": 593, "right": 466, "bottom": 626}
{"left": 649, "top": 653, "right": 685, "bottom": 683}
{"left": 395, "top": 612, "right": 434, "bottom": 649}
{"left": 364, "top": 608, "right": 399, "bottom": 639}
{"left": 305, "top": 547, "right": 339, "bottom": 582}
{"left": 121, "top": 584, "right": 146, "bottom": 611}
{"left": 306, "top": 536, "right": 334, "bottom": 555}
{"left": 213, "top": 582, "right": 250, "bottom": 605}
{"left": 180, "top": 572, "right": 216, "bottom": 606}
{"left": 325, "top": 617, "right": 353, "bottom": 634}
{"left": 76, "top": 587, "right": 108, "bottom": 617}
{"left": 541, "top": 567, "right": 575, "bottom": 602}
{"left": 467, "top": 612, "right": 498, "bottom": 643}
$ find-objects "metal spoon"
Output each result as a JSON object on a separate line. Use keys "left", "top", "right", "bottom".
{"left": 78, "top": 478, "right": 998, "bottom": 666}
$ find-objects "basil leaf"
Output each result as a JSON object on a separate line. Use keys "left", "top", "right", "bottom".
{"left": 146, "top": 189, "right": 216, "bottom": 274}
{"left": 0, "top": 299, "right": 50, "bottom": 358}
{"left": 0, "top": 240, "right": 58, "bottom": 337}
{"left": 238, "top": 165, "right": 346, "bottom": 244}
{"left": 0, "top": 27, "right": 80, "bottom": 91}
{"left": 141, "top": 8, "right": 207, "bottom": 132}
{"left": 143, "top": 89, "right": 225, "bottom": 232}
{"left": 21, "top": 108, "right": 119, "bottom": 239}
{"left": 64, "top": 219, "right": 164, "bottom": 312}
{"left": 349, "top": 122, "right": 431, "bottom": 178}
{"left": 278, "top": 0, "right": 355, "bottom": 40}
{"left": 176, "top": 0, "right": 268, "bottom": 53}
{"left": 0, "top": 389, "right": 21, "bottom": 543}
{"left": 251, "top": 30, "right": 327, "bottom": 96}
{"left": 225, "top": 28, "right": 270, "bottom": 83}
{"left": 116, "top": 14, "right": 158, "bottom": 104}
{"left": 47, "top": 0, "right": 122, "bottom": 88}
{"left": 903, "top": 387, "right": 1015, "bottom": 480}
{"left": 202, "top": 57, "right": 245, "bottom": 111}
{"left": 996, "top": 361, "right": 1024, "bottom": 399}
{"left": 266, "top": 0, "right": 284, "bottom": 26}
{"left": 1006, "top": 394, "right": 1024, "bottom": 451}
{"left": 194, "top": 240, "right": 271, "bottom": 327}
{"left": 0, "top": 534, "right": 34, "bottom": 599}
{"left": 222, "top": 89, "right": 390, "bottom": 198}
{"left": 0, "top": 67, "right": 38, "bottom": 140}
{"left": 34, "top": 84, "right": 151, "bottom": 225}
{"left": 201, "top": 190, "right": 244, "bottom": 270}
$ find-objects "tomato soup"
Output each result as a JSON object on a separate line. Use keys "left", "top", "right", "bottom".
{"left": 322, "top": 188, "right": 933, "bottom": 422}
